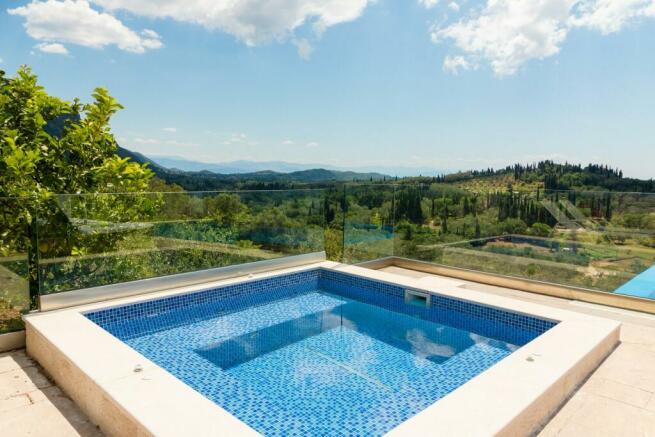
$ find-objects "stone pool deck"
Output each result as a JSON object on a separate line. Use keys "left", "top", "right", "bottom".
{"left": 0, "top": 349, "right": 102, "bottom": 436}
{"left": 2, "top": 267, "right": 655, "bottom": 436}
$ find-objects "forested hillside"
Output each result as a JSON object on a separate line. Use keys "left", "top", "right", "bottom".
{"left": 430, "top": 161, "right": 654, "bottom": 193}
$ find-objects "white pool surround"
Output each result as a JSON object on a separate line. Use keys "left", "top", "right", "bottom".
{"left": 25, "top": 261, "right": 620, "bottom": 437}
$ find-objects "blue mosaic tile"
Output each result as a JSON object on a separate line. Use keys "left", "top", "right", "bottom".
{"left": 85, "top": 269, "right": 556, "bottom": 436}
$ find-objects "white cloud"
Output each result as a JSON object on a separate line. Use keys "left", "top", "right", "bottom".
{"left": 89, "top": 0, "right": 373, "bottom": 46}
{"left": 570, "top": 0, "right": 655, "bottom": 35}
{"left": 165, "top": 139, "right": 198, "bottom": 148}
{"left": 134, "top": 137, "right": 158, "bottom": 144}
{"left": 141, "top": 29, "right": 160, "bottom": 39}
{"left": 9, "top": 0, "right": 373, "bottom": 59}
{"left": 224, "top": 133, "right": 247, "bottom": 144}
{"left": 223, "top": 132, "right": 259, "bottom": 146}
{"left": 282, "top": 139, "right": 295, "bottom": 145}
{"left": 162, "top": 127, "right": 177, "bottom": 133}
{"left": 35, "top": 42, "right": 69, "bottom": 55}
{"left": 433, "top": 0, "right": 574, "bottom": 77}
{"left": 443, "top": 55, "right": 477, "bottom": 74}
{"left": 433, "top": 0, "right": 655, "bottom": 77}
{"left": 8, "top": 0, "right": 163, "bottom": 54}
{"left": 419, "top": 0, "right": 440, "bottom": 9}
{"left": 293, "top": 38, "right": 314, "bottom": 60}
{"left": 129, "top": 136, "right": 197, "bottom": 148}
{"left": 306, "top": 141, "right": 320, "bottom": 148}
{"left": 448, "top": 2, "right": 460, "bottom": 12}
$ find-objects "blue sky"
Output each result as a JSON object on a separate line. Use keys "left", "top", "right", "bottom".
{"left": 2, "top": 0, "right": 655, "bottom": 178}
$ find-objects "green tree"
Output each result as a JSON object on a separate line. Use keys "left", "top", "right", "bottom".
{"left": 1, "top": 67, "right": 152, "bottom": 198}
{"left": 0, "top": 66, "right": 154, "bottom": 307}
{"left": 207, "top": 193, "right": 250, "bottom": 227}
{"left": 529, "top": 223, "right": 553, "bottom": 238}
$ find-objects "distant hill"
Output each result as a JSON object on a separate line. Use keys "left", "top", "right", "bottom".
{"left": 116, "top": 146, "right": 389, "bottom": 189}
{"left": 143, "top": 154, "right": 444, "bottom": 178}
{"left": 148, "top": 155, "right": 333, "bottom": 174}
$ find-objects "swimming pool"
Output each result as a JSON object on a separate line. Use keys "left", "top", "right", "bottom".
{"left": 85, "top": 268, "right": 555, "bottom": 436}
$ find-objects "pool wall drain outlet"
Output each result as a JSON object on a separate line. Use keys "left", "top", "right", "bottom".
{"left": 405, "top": 289, "right": 431, "bottom": 308}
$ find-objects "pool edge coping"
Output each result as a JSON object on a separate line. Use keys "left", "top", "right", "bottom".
{"left": 24, "top": 261, "right": 621, "bottom": 436}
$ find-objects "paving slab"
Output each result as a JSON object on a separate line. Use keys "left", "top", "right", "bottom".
{"left": 0, "top": 349, "right": 103, "bottom": 437}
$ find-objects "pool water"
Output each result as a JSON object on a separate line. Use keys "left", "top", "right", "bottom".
{"left": 87, "top": 271, "right": 553, "bottom": 436}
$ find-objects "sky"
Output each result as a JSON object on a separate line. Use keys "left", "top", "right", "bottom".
{"left": 1, "top": 0, "right": 655, "bottom": 178}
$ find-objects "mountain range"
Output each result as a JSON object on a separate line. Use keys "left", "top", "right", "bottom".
{"left": 116, "top": 147, "right": 393, "bottom": 184}
{"left": 139, "top": 153, "right": 444, "bottom": 178}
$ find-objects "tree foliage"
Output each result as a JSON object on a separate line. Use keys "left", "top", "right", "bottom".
{"left": 1, "top": 67, "right": 153, "bottom": 199}
{"left": 0, "top": 66, "right": 154, "bottom": 306}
